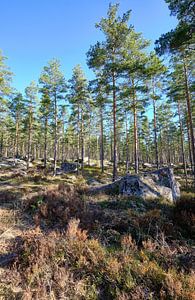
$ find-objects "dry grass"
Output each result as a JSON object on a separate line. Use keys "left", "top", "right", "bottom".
{"left": 0, "top": 218, "right": 194, "bottom": 299}
{"left": 0, "top": 168, "right": 194, "bottom": 299}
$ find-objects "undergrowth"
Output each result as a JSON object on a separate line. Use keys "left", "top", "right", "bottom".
{"left": 0, "top": 183, "right": 194, "bottom": 299}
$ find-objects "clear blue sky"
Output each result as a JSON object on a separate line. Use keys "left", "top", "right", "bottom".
{"left": 0, "top": 0, "right": 178, "bottom": 93}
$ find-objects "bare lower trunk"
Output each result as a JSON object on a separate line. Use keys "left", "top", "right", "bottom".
{"left": 53, "top": 92, "right": 57, "bottom": 176}
{"left": 77, "top": 106, "right": 80, "bottom": 175}
{"left": 44, "top": 117, "right": 48, "bottom": 168}
{"left": 100, "top": 105, "right": 104, "bottom": 173}
{"left": 177, "top": 99, "right": 188, "bottom": 186}
{"left": 167, "top": 128, "right": 171, "bottom": 166}
{"left": 112, "top": 72, "right": 117, "bottom": 181}
{"left": 110, "top": 132, "right": 113, "bottom": 162}
{"left": 153, "top": 99, "right": 159, "bottom": 169}
{"left": 133, "top": 83, "right": 138, "bottom": 174}
{"left": 96, "top": 136, "right": 99, "bottom": 167}
{"left": 88, "top": 142, "right": 90, "bottom": 166}
{"left": 61, "top": 113, "right": 65, "bottom": 163}
{"left": 27, "top": 111, "right": 32, "bottom": 170}
{"left": 81, "top": 110, "right": 84, "bottom": 174}
{"left": 183, "top": 59, "right": 195, "bottom": 175}
{"left": 15, "top": 116, "right": 19, "bottom": 158}
{"left": 125, "top": 111, "right": 129, "bottom": 173}
{"left": 0, "top": 132, "right": 3, "bottom": 157}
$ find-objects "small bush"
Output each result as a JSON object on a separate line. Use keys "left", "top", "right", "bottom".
{"left": 1, "top": 218, "right": 194, "bottom": 300}
{"left": 173, "top": 197, "right": 195, "bottom": 238}
{"left": 24, "top": 184, "right": 95, "bottom": 231}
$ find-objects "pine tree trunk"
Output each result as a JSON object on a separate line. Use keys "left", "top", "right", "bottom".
{"left": 100, "top": 105, "right": 104, "bottom": 173}
{"left": 183, "top": 59, "right": 195, "bottom": 174}
{"left": 61, "top": 113, "right": 65, "bottom": 163}
{"left": 0, "top": 132, "right": 3, "bottom": 157}
{"left": 88, "top": 139, "right": 90, "bottom": 166}
{"left": 77, "top": 106, "right": 80, "bottom": 175}
{"left": 110, "top": 132, "right": 113, "bottom": 162}
{"left": 177, "top": 99, "right": 188, "bottom": 186}
{"left": 186, "top": 116, "right": 193, "bottom": 170}
{"left": 15, "top": 115, "right": 19, "bottom": 158}
{"left": 167, "top": 128, "right": 171, "bottom": 166}
{"left": 159, "top": 131, "right": 163, "bottom": 166}
{"left": 27, "top": 110, "right": 32, "bottom": 170}
{"left": 132, "top": 83, "right": 139, "bottom": 174}
{"left": 44, "top": 117, "right": 48, "bottom": 168}
{"left": 62, "top": 139, "right": 65, "bottom": 164}
{"left": 96, "top": 135, "right": 99, "bottom": 167}
{"left": 81, "top": 109, "right": 84, "bottom": 174}
{"left": 112, "top": 72, "right": 117, "bottom": 181}
{"left": 125, "top": 111, "right": 129, "bottom": 173}
{"left": 153, "top": 98, "right": 159, "bottom": 169}
{"left": 34, "top": 144, "right": 37, "bottom": 161}
{"left": 53, "top": 91, "right": 58, "bottom": 176}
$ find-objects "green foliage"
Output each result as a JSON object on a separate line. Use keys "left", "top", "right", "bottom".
{"left": 0, "top": 50, "right": 13, "bottom": 110}
{"left": 155, "top": 0, "right": 195, "bottom": 54}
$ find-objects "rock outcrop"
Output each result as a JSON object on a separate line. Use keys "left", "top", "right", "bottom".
{"left": 60, "top": 162, "right": 77, "bottom": 173}
{"left": 0, "top": 158, "right": 32, "bottom": 170}
{"left": 89, "top": 167, "right": 180, "bottom": 202}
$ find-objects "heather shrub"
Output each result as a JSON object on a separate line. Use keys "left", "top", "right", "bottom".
{"left": 25, "top": 184, "right": 93, "bottom": 229}
{"left": 3, "top": 219, "right": 194, "bottom": 300}
{"left": 173, "top": 197, "right": 195, "bottom": 238}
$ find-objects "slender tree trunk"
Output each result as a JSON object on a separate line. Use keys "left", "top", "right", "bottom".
{"left": 34, "top": 144, "right": 37, "bottom": 161}
{"left": 0, "top": 132, "right": 3, "bottom": 157}
{"left": 27, "top": 109, "right": 32, "bottom": 170}
{"left": 81, "top": 109, "right": 84, "bottom": 173}
{"left": 177, "top": 99, "right": 188, "bottom": 186}
{"left": 77, "top": 106, "right": 80, "bottom": 175}
{"left": 186, "top": 116, "right": 193, "bottom": 170}
{"left": 167, "top": 128, "right": 171, "bottom": 166}
{"left": 65, "top": 139, "right": 68, "bottom": 161}
{"left": 57, "top": 141, "right": 60, "bottom": 163}
{"left": 110, "top": 132, "right": 113, "bottom": 162}
{"left": 87, "top": 113, "right": 91, "bottom": 166}
{"left": 61, "top": 112, "right": 65, "bottom": 163}
{"left": 53, "top": 91, "right": 58, "bottom": 176}
{"left": 153, "top": 98, "right": 159, "bottom": 169}
{"left": 15, "top": 113, "right": 20, "bottom": 158}
{"left": 125, "top": 111, "right": 129, "bottom": 173}
{"left": 183, "top": 59, "right": 195, "bottom": 174}
{"left": 159, "top": 131, "right": 163, "bottom": 166}
{"left": 5, "top": 137, "right": 8, "bottom": 157}
{"left": 96, "top": 135, "right": 99, "bottom": 167}
{"left": 112, "top": 72, "right": 117, "bottom": 181}
{"left": 132, "top": 82, "right": 139, "bottom": 174}
{"left": 22, "top": 142, "right": 25, "bottom": 158}
{"left": 62, "top": 138, "right": 65, "bottom": 164}
{"left": 88, "top": 139, "right": 90, "bottom": 166}
{"left": 100, "top": 105, "right": 104, "bottom": 173}
{"left": 44, "top": 117, "right": 48, "bottom": 168}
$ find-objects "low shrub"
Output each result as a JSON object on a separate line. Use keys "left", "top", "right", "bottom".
{"left": 173, "top": 197, "right": 195, "bottom": 238}
{"left": 25, "top": 184, "right": 95, "bottom": 231}
{"left": 3, "top": 219, "right": 193, "bottom": 300}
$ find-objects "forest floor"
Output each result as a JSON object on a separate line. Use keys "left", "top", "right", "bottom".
{"left": 0, "top": 163, "right": 194, "bottom": 299}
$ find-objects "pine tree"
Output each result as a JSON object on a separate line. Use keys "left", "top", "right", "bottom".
{"left": 9, "top": 93, "right": 25, "bottom": 158}
{"left": 0, "top": 50, "right": 13, "bottom": 157}
{"left": 39, "top": 59, "right": 66, "bottom": 176}
{"left": 68, "top": 65, "right": 90, "bottom": 174}
{"left": 121, "top": 29, "right": 150, "bottom": 173}
{"left": 146, "top": 52, "right": 167, "bottom": 168}
{"left": 87, "top": 4, "right": 132, "bottom": 181}
{"left": 89, "top": 73, "right": 108, "bottom": 173}
{"left": 39, "top": 88, "right": 52, "bottom": 168}
{"left": 25, "top": 81, "right": 38, "bottom": 169}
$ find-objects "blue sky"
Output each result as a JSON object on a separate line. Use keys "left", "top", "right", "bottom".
{"left": 0, "top": 0, "right": 178, "bottom": 93}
